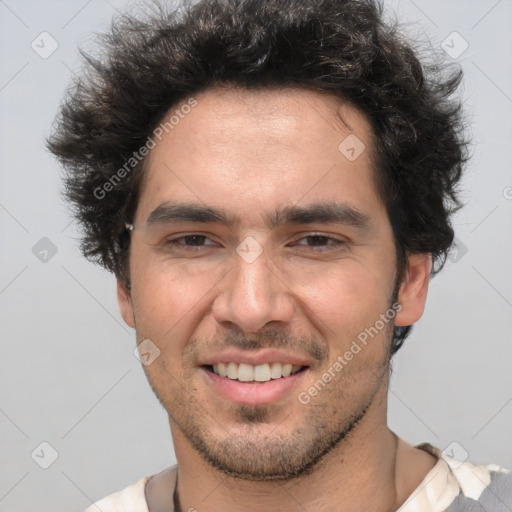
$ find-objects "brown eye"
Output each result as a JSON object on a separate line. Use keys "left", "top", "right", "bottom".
{"left": 164, "top": 235, "right": 218, "bottom": 250}
{"left": 292, "top": 235, "right": 346, "bottom": 251}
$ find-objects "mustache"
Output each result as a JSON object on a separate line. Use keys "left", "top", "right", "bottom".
{"left": 189, "top": 328, "right": 329, "bottom": 362}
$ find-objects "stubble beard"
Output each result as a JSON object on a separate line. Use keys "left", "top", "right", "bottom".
{"left": 159, "top": 349, "right": 390, "bottom": 481}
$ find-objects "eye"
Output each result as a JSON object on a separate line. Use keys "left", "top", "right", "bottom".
{"left": 164, "top": 234, "right": 219, "bottom": 251}
{"left": 291, "top": 235, "right": 346, "bottom": 251}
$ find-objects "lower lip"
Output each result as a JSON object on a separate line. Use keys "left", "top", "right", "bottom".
{"left": 200, "top": 367, "right": 308, "bottom": 405}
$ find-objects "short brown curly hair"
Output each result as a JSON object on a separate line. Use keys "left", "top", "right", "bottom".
{"left": 47, "top": 0, "right": 468, "bottom": 354}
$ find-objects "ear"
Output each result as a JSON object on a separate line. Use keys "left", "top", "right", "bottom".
{"left": 395, "top": 253, "right": 431, "bottom": 327}
{"left": 117, "top": 277, "right": 135, "bottom": 328}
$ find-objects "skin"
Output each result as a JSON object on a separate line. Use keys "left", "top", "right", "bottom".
{"left": 117, "top": 87, "right": 437, "bottom": 512}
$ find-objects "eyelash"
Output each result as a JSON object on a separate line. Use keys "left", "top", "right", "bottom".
{"left": 163, "top": 234, "right": 346, "bottom": 252}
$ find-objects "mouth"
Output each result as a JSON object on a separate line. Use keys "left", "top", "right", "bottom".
{"left": 198, "top": 348, "right": 312, "bottom": 404}
{"left": 203, "top": 362, "right": 308, "bottom": 383}
{"left": 200, "top": 361, "right": 310, "bottom": 405}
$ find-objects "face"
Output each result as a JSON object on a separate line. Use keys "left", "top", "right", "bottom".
{"left": 118, "top": 87, "right": 430, "bottom": 480}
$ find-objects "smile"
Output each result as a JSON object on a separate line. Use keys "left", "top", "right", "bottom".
{"left": 206, "top": 362, "right": 306, "bottom": 382}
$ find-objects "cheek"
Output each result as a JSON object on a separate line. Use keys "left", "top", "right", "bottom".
{"left": 129, "top": 266, "right": 201, "bottom": 390}
{"left": 131, "top": 247, "right": 217, "bottom": 318}
{"left": 289, "top": 261, "right": 394, "bottom": 348}
{"left": 129, "top": 249, "right": 231, "bottom": 362}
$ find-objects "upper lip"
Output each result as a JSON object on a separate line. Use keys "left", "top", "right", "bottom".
{"left": 198, "top": 348, "right": 312, "bottom": 367}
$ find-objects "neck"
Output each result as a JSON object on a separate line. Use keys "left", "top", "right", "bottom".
{"left": 169, "top": 388, "right": 428, "bottom": 512}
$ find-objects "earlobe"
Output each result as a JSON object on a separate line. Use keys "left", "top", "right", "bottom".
{"left": 395, "top": 253, "right": 431, "bottom": 327}
{"left": 117, "top": 277, "right": 135, "bottom": 328}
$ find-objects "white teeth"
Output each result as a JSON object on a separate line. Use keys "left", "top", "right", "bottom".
{"left": 282, "top": 363, "right": 292, "bottom": 377}
{"left": 227, "top": 362, "right": 238, "bottom": 379}
{"left": 210, "top": 362, "right": 304, "bottom": 382}
{"left": 238, "top": 363, "right": 254, "bottom": 382}
{"left": 254, "top": 364, "right": 271, "bottom": 382}
{"left": 270, "top": 362, "right": 282, "bottom": 379}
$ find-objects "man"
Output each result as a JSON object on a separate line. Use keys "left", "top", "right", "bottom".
{"left": 48, "top": 0, "right": 511, "bottom": 510}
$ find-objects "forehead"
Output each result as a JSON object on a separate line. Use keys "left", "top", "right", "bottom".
{"left": 135, "top": 86, "right": 384, "bottom": 227}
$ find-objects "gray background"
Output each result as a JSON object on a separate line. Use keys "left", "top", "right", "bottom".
{"left": 0, "top": 0, "right": 511, "bottom": 510}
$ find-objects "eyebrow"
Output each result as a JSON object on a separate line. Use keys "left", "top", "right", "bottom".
{"left": 146, "top": 201, "right": 371, "bottom": 230}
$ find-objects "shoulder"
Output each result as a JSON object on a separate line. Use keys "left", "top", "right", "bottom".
{"left": 417, "top": 443, "right": 512, "bottom": 511}
{"left": 83, "top": 466, "right": 178, "bottom": 512}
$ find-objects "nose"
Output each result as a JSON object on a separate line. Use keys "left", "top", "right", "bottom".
{"left": 211, "top": 249, "right": 295, "bottom": 333}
